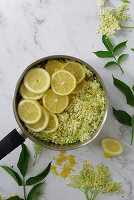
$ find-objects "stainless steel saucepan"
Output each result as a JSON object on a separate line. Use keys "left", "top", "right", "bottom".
{"left": 0, "top": 55, "right": 108, "bottom": 160}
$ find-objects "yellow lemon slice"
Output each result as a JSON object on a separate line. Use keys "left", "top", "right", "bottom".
{"left": 20, "top": 82, "right": 44, "bottom": 100}
{"left": 18, "top": 99, "right": 42, "bottom": 124}
{"left": 25, "top": 107, "right": 49, "bottom": 132}
{"left": 41, "top": 113, "right": 59, "bottom": 133}
{"left": 101, "top": 138, "right": 123, "bottom": 158}
{"left": 63, "top": 62, "right": 85, "bottom": 84}
{"left": 24, "top": 68, "right": 50, "bottom": 94}
{"left": 45, "top": 60, "right": 64, "bottom": 76}
{"left": 72, "top": 80, "right": 85, "bottom": 94}
{"left": 51, "top": 70, "right": 76, "bottom": 96}
{"left": 43, "top": 89, "right": 69, "bottom": 113}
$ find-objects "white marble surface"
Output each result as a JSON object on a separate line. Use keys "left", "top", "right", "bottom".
{"left": 0, "top": 0, "right": 134, "bottom": 199}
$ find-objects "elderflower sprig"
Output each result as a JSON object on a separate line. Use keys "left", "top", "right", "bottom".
{"left": 33, "top": 143, "right": 44, "bottom": 166}
{"left": 93, "top": 35, "right": 128, "bottom": 74}
{"left": 98, "top": 4, "right": 134, "bottom": 36}
{"left": 68, "top": 163, "right": 122, "bottom": 200}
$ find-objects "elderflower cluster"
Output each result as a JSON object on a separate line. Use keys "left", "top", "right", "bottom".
{"left": 68, "top": 163, "right": 122, "bottom": 196}
{"left": 99, "top": 0, "right": 106, "bottom": 8}
{"left": 98, "top": 9, "right": 121, "bottom": 35}
{"left": 115, "top": 4, "right": 130, "bottom": 21}
{"left": 98, "top": 4, "right": 131, "bottom": 35}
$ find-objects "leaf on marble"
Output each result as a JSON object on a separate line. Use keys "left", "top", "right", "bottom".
{"left": 131, "top": 115, "right": 134, "bottom": 145}
{"left": 117, "top": 54, "right": 128, "bottom": 65}
{"left": 17, "top": 143, "right": 30, "bottom": 177}
{"left": 93, "top": 35, "right": 127, "bottom": 73}
{"left": 93, "top": 51, "right": 113, "bottom": 58}
{"left": 112, "top": 107, "right": 132, "bottom": 126}
{"left": 27, "top": 182, "right": 45, "bottom": 200}
{"left": 131, "top": 48, "right": 134, "bottom": 51}
{"left": 102, "top": 34, "right": 113, "bottom": 53}
{"left": 104, "top": 61, "right": 118, "bottom": 68}
{"left": 0, "top": 166, "right": 22, "bottom": 186}
{"left": 113, "top": 76, "right": 134, "bottom": 107}
{"left": 113, "top": 41, "right": 128, "bottom": 55}
{"left": 26, "top": 162, "right": 51, "bottom": 185}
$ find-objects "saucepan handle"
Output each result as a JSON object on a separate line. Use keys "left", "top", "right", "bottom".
{"left": 0, "top": 128, "right": 26, "bottom": 160}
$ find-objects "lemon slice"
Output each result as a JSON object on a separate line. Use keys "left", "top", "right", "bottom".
{"left": 101, "top": 138, "right": 123, "bottom": 158}
{"left": 63, "top": 62, "right": 85, "bottom": 84}
{"left": 41, "top": 113, "right": 59, "bottom": 133}
{"left": 20, "top": 82, "right": 44, "bottom": 100}
{"left": 45, "top": 60, "right": 64, "bottom": 76}
{"left": 24, "top": 68, "right": 50, "bottom": 94}
{"left": 72, "top": 80, "right": 85, "bottom": 94}
{"left": 43, "top": 89, "right": 69, "bottom": 113}
{"left": 51, "top": 70, "right": 76, "bottom": 96}
{"left": 18, "top": 99, "right": 42, "bottom": 124}
{"left": 25, "top": 107, "right": 49, "bottom": 132}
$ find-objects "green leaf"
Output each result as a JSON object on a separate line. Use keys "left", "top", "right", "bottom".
{"left": 0, "top": 166, "right": 22, "bottom": 186}
{"left": 112, "top": 108, "right": 132, "bottom": 126}
{"left": 104, "top": 61, "right": 118, "bottom": 68}
{"left": 34, "top": 192, "right": 40, "bottom": 200}
{"left": 26, "top": 162, "right": 51, "bottom": 185}
{"left": 113, "top": 76, "right": 134, "bottom": 107}
{"left": 132, "top": 85, "right": 134, "bottom": 92}
{"left": 113, "top": 41, "right": 128, "bottom": 55}
{"left": 102, "top": 34, "right": 113, "bottom": 52}
{"left": 6, "top": 196, "right": 24, "bottom": 200}
{"left": 27, "top": 182, "right": 44, "bottom": 200}
{"left": 93, "top": 51, "right": 113, "bottom": 58}
{"left": 131, "top": 48, "right": 134, "bottom": 51}
{"left": 130, "top": 116, "right": 134, "bottom": 145}
{"left": 120, "top": 0, "right": 129, "bottom": 3}
{"left": 17, "top": 144, "right": 30, "bottom": 177}
{"left": 118, "top": 54, "right": 128, "bottom": 65}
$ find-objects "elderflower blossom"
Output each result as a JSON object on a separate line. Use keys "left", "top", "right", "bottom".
{"left": 33, "top": 143, "right": 44, "bottom": 165}
{"left": 115, "top": 4, "right": 130, "bottom": 21}
{"left": 98, "top": 9, "right": 121, "bottom": 36}
{"left": 99, "top": 0, "right": 106, "bottom": 8}
{"left": 98, "top": 4, "right": 131, "bottom": 35}
{"left": 68, "top": 163, "right": 122, "bottom": 199}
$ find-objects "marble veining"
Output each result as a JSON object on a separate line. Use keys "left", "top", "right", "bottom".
{"left": 0, "top": 0, "right": 134, "bottom": 200}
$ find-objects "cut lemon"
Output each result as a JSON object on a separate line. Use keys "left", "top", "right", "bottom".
{"left": 43, "top": 89, "right": 69, "bottom": 113}
{"left": 18, "top": 99, "right": 42, "bottom": 124}
{"left": 51, "top": 70, "right": 76, "bottom": 96}
{"left": 41, "top": 113, "right": 59, "bottom": 133}
{"left": 25, "top": 107, "right": 49, "bottom": 132}
{"left": 63, "top": 62, "right": 85, "bottom": 84}
{"left": 72, "top": 80, "right": 85, "bottom": 94}
{"left": 101, "top": 138, "right": 123, "bottom": 158}
{"left": 20, "top": 82, "right": 44, "bottom": 100}
{"left": 45, "top": 60, "right": 64, "bottom": 76}
{"left": 24, "top": 68, "right": 50, "bottom": 94}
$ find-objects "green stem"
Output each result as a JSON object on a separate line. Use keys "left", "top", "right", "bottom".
{"left": 120, "top": 25, "right": 134, "bottom": 29}
{"left": 113, "top": 54, "right": 124, "bottom": 74}
{"left": 130, "top": 129, "right": 134, "bottom": 145}
{"left": 93, "top": 193, "right": 103, "bottom": 200}
{"left": 84, "top": 191, "right": 90, "bottom": 200}
{"left": 91, "top": 192, "right": 99, "bottom": 200}
{"left": 23, "top": 178, "right": 27, "bottom": 200}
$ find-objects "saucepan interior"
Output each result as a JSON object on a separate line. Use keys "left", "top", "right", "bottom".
{"left": 13, "top": 55, "right": 108, "bottom": 151}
